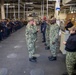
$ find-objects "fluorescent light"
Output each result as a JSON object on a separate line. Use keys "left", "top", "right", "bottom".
{"left": 49, "top": 0, "right": 56, "bottom": 1}
{"left": 4, "top": 3, "right": 10, "bottom": 5}
{"left": 56, "top": 0, "right": 60, "bottom": 2}
{"left": 9, "top": 6, "right": 15, "bottom": 8}
{"left": 25, "top": 2, "right": 33, "bottom": 4}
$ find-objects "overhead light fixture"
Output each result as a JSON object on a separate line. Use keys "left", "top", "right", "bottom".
{"left": 49, "top": 0, "right": 56, "bottom": 1}
{"left": 49, "top": 0, "right": 60, "bottom": 1}
{"left": 9, "top": 6, "right": 15, "bottom": 8}
{"left": 4, "top": 3, "right": 10, "bottom": 5}
{"left": 25, "top": 2, "right": 33, "bottom": 4}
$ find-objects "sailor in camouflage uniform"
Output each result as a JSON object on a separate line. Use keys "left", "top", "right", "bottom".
{"left": 48, "top": 18, "right": 60, "bottom": 61}
{"left": 63, "top": 26, "right": 76, "bottom": 75}
{"left": 25, "top": 17, "right": 38, "bottom": 62}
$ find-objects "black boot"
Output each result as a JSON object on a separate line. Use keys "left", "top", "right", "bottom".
{"left": 44, "top": 43, "right": 47, "bottom": 46}
{"left": 45, "top": 46, "right": 50, "bottom": 50}
{"left": 29, "top": 57, "right": 37, "bottom": 62}
{"left": 48, "top": 56, "right": 57, "bottom": 61}
{"left": 48, "top": 56, "right": 53, "bottom": 59}
{"left": 42, "top": 40, "right": 46, "bottom": 43}
{"left": 33, "top": 57, "right": 37, "bottom": 60}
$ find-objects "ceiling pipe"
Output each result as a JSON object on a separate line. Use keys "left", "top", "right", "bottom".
{"left": 63, "top": 4, "right": 76, "bottom": 6}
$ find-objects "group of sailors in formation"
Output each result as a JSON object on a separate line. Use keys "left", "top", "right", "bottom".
{"left": 25, "top": 16, "right": 76, "bottom": 75}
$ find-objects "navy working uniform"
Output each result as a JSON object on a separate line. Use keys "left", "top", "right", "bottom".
{"left": 48, "top": 18, "right": 60, "bottom": 61}
{"left": 65, "top": 26, "right": 76, "bottom": 75}
{"left": 25, "top": 18, "right": 38, "bottom": 62}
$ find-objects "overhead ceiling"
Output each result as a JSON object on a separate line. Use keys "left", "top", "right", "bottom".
{"left": 66, "top": 0, "right": 76, "bottom": 4}
{"left": 62, "top": 0, "right": 76, "bottom": 10}
{"left": 0, "top": 0, "right": 76, "bottom": 13}
{"left": 0, "top": 0, "right": 56, "bottom": 11}
{"left": 0, "top": 0, "right": 76, "bottom": 10}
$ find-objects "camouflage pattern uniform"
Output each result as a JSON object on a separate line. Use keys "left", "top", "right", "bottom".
{"left": 66, "top": 52, "right": 76, "bottom": 75}
{"left": 25, "top": 23, "right": 37, "bottom": 58}
{"left": 49, "top": 23, "right": 60, "bottom": 57}
{"left": 45, "top": 23, "right": 50, "bottom": 47}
